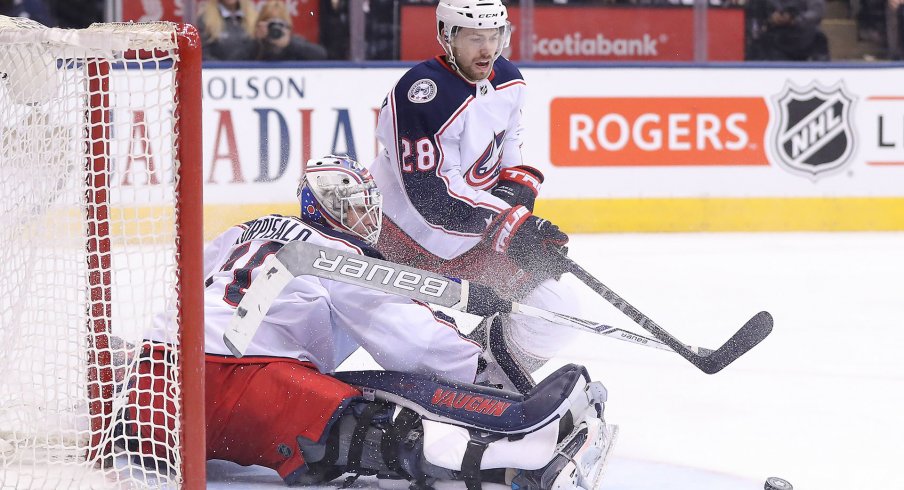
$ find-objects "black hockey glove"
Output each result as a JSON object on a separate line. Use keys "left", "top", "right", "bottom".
{"left": 489, "top": 205, "right": 569, "bottom": 280}
{"left": 465, "top": 282, "right": 512, "bottom": 317}
{"left": 490, "top": 165, "right": 544, "bottom": 211}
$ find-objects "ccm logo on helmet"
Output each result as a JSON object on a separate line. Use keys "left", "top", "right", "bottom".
{"left": 312, "top": 251, "right": 450, "bottom": 297}
{"left": 477, "top": 13, "right": 501, "bottom": 17}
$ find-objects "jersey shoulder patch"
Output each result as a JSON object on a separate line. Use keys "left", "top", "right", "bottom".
{"left": 406, "top": 78, "right": 439, "bottom": 104}
{"left": 393, "top": 58, "right": 474, "bottom": 134}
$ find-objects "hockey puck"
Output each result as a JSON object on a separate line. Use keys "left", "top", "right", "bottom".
{"left": 764, "top": 476, "right": 793, "bottom": 490}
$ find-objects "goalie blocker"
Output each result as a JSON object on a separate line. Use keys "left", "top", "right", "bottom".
{"left": 123, "top": 350, "right": 615, "bottom": 490}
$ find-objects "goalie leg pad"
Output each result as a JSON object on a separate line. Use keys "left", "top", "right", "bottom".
{"left": 295, "top": 365, "right": 613, "bottom": 490}
{"left": 333, "top": 363, "right": 594, "bottom": 435}
{"left": 121, "top": 346, "right": 363, "bottom": 483}
{"left": 420, "top": 416, "right": 559, "bottom": 471}
{"left": 510, "top": 417, "right": 618, "bottom": 490}
{"left": 471, "top": 314, "right": 537, "bottom": 394}
{"left": 333, "top": 365, "right": 610, "bottom": 486}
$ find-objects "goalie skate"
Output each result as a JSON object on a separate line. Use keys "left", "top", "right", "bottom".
{"left": 510, "top": 417, "right": 618, "bottom": 490}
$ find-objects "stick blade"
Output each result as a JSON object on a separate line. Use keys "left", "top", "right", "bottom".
{"left": 699, "top": 311, "right": 774, "bottom": 374}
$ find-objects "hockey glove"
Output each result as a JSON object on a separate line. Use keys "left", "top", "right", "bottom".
{"left": 490, "top": 165, "right": 544, "bottom": 211}
{"left": 489, "top": 205, "right": 569, "bottom": 279}
{"left": 465, "top": 283, "right": 512, "bottom": 317}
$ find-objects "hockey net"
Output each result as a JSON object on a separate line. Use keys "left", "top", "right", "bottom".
{"left": 0, "top": 17, "right": 203, "bottom": 489}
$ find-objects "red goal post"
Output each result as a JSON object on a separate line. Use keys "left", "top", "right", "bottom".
{"left": 0, "top": 17, "right": 204, "bottom": 488}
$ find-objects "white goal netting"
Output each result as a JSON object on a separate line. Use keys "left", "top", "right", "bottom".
{"left": 0, "top": 17, "right": 198, "bottom": 489}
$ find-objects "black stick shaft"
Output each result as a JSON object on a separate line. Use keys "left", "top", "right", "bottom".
{"left": 563, "top": 253, "right": 773, "bottom": 374}
{"left": 564, "top": 258, "right": 707, "bottom": 366}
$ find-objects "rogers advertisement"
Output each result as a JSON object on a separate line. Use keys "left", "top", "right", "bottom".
{"left": 401, "top": 5, "right": 745, "bottom": 62}
{"left": 549, "top": 97, "right": 770, "bottom": 166}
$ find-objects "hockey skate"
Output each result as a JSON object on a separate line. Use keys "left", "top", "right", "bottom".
{"left": 509, "top": 406, "right": 618, "bottom": 490}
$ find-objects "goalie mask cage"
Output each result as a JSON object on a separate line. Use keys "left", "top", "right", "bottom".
{"left": 0, "top": 17, "right": 204, "bottom": 489}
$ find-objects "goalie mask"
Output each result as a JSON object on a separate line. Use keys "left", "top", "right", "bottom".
{"left": 436, "top": 0, "right": 511, "bottom": 81}
{"left": 298, "top": 155, "right": 383, "bottom": 245}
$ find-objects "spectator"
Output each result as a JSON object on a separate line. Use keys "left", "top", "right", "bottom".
{"left": 253, "top": 0, "right": 328, "bottom": 60}
{"left": 319, "top": 0, "right": 349, "bottom": 59}
{"left": 857, "top": 0, "right": 886, "bottom": 45}
{"left": 888, "top": 0, "right": 904, "bottom": 58}
{"left": 0, "top": 0, "right": 56, "bottom": 27}
{"left": 748, "top": 0, "right": 830, "bottom": 60}
{"left": 196, "top": 0, "right": 258, "bottom": 61}
{"left": 364, "top": 0, "right": 396, "bottom": 59}
{"left": 50, "top": 0, "right": 102, "bottom": 28}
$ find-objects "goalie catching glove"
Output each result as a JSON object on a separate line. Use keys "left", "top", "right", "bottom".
{"left": 489, "top": 205, "right": 569, "bottom": 280}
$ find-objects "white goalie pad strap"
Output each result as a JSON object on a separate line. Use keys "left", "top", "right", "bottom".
{"left": 421, "top": 418, "right": 559, "bottom": 471}
{"left": 568, "top": 380, "right": 607, "bottom": 423}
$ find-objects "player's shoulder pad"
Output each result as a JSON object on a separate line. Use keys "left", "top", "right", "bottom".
{"left": 490, "top": 56, "right": 525, "bottom": 89}
{"left": 300, "top": 218, "right": 385, "bottom": 259}
{"left": 393, "top": 57, "right": 473, "bottom": 117}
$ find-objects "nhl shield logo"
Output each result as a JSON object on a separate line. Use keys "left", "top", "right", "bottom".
{"left": 771, "top": 82, "right": 856, "bottom": 179}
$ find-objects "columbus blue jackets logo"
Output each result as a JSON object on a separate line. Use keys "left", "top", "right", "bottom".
{"left": 771, "top": 82, "right": 856, "bottom": 179}
{"left": 464, "top": 131, "right": 506, "bottom": 189}
{"left": 407, "top": 79, "right": 437, "bottom": 104}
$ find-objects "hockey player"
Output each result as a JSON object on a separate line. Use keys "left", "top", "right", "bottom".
{"left": 121, "top": 155, "right": 614, "bottom": 489}
{"left": 369, "top": 0, "right": 582, "bottom": 392}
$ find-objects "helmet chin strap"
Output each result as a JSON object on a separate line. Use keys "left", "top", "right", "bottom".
{"left": 442, "top": 40, "right": 493, "bottom": 83}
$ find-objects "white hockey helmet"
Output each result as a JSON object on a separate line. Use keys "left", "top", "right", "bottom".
{"left": 298, "top": 155, "right": 383, "bottom": 245}
{"left": 436, "top": 0, "right": 512, "bottom": 70}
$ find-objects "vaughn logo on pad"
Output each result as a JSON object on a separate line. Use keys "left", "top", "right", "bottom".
{"left": 771, "top": 82, "right": 856, "bottom": 179}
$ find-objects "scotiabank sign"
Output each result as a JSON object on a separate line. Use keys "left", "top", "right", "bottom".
{"left": 401, "top": 6, "right": 744, "bottom": 61}
{"left": 549, "top": 98, "right": 770, "bottom": 166}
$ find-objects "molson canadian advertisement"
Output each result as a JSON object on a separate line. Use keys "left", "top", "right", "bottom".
{"left": 111, "top": 66, "right": 904, "bottom": 235}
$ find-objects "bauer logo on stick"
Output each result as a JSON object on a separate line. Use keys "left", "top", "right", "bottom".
{"left": 311, "top": 250, "right": 451, "bottom": 297}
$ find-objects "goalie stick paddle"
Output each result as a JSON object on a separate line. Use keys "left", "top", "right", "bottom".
{"left": 561, "top": 253, "right": 773, "bottom": 374}
{"left": 222, "top": 241, "right": 714, "bottom": 358}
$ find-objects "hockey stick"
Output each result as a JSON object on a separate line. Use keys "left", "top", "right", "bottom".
{"left": 222, "top": 241, "right": 709, "bottom": 358}
{"left": 511, "top": 303, "right": 712, "bottom": 355}
{"left": 561, "top": 253, "right": 773, "bottom": 374}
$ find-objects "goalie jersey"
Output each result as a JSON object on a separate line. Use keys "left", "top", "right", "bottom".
{"left": 153, "top": 215, "right": 480, "bottom": 382}
{"left": 369, "top": 55, "right": 526, "bottom": 260}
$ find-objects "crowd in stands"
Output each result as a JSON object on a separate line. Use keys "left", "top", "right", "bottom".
{"left": 746, "top": 0, "right": 830, "bottom": 60}
{"left": 0, "top": 0, "right": 102, "bottom": 28}
{"left": 197, "top": 0, "right": 327, "bottom": 60}
{"left": 858, "top": 0, "right": 904, "bottom": 57}
{"left": 1, "top": 0, "right": 902, "bottom": 60}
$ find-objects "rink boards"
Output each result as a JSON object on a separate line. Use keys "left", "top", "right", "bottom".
{"left": 108, "top": 63, "right": 904, "bottom": 236}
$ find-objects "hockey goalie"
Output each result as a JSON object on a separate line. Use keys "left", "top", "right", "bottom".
{"left": 122, "top": 156, "right": 616, "bottom": 489}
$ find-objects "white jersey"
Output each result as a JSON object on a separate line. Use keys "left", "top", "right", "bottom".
{"left": 369, "top": 56, "right": 526, "bottom": 260}
{"left": 158, "top": 214, "right": 481, "bottom": 382}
